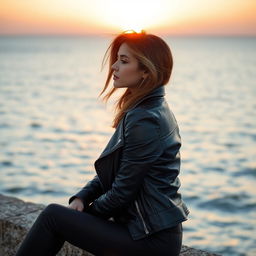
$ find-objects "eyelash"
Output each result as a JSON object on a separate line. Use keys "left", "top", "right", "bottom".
{"left": 116, "top": 57, "right": 128, "bottom": 64}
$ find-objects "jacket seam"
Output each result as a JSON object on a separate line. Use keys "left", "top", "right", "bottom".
{"left": 159, "top": 124, "right": 178, "bottom": 140}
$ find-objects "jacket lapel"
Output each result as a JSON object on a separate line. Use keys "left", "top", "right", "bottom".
{"left": 94, "top": 117, "right": 125, "bottom": 191}
{"left": 96, "top": 115, "right": 125, "bottom": 161}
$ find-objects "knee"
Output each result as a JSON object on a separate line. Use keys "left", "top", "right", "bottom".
{"left": 41, "top": 203, "right": 62, "bottom": 217}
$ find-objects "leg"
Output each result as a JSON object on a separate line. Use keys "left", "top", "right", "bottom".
{"left": 16, "top": 204, "right": 65, "bottom": 256}
{"left": 15, "top": 203, "right": 144, "bottom": 256}
{"left": 16, "top": 203, "right": 182, "bottom": 256}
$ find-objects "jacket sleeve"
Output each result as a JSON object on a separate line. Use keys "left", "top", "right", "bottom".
{"left": 87, "top": 109, "right": 163, "bottom": 218}
{"left": 68, "top": 175, "right": 104, "bottom": 209}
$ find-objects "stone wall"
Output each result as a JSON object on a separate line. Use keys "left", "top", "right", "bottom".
{"left": 0, "top": 194, "right": 220, "bottom": 256}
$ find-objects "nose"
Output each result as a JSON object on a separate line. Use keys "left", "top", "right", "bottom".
{"left": 111, "top": 60, "right": 118, "bottom": 71}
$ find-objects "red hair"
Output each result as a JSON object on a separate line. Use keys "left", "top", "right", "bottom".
{"left": 100, "top": 30, "right": 173, "bottom": 128}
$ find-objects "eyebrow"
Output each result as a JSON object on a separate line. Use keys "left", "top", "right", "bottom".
{"left": 118, "top": 54, "right": 129, "bottom": 59}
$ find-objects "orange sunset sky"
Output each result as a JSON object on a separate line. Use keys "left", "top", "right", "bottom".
{"left": 0, "top": 0, "right": 255, "bottom": 36}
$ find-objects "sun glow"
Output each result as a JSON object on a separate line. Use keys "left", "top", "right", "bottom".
{"left": 86, "top": 0, "right": 175, "bottom": 33}
{"left": 1, "top": 0, "right": 255, "bottom": 35}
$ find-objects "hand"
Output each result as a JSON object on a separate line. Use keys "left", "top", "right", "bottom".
{"left": 68, "top": 197, "right": 84, "bottom": 212}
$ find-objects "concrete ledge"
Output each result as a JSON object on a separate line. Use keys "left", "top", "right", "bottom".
{"left": 0, "top": 194, "right": 220, "bottom": 255}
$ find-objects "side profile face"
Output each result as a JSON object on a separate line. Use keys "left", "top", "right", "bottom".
{"left": 111, "top": 43, "right": 146, "bottom": 90}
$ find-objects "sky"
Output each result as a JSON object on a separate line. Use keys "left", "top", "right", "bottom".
{"left": 0, "top": 0, "right": 255, "bottom": 36}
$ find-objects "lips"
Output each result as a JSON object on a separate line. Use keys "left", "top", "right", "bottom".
{"left": 113, "top": 74, "right": 119, "bottom": 80}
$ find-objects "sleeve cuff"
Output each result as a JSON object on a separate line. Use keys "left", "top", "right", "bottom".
{"left": 68, "top": 196, "right": 79, "bottom": 205}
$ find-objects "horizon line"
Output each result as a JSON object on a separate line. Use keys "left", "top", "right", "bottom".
{"left": 0, "top": 33, "right": 255, "bottom": 38}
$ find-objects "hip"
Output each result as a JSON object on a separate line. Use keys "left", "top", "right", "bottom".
{"left": 143, "top": 223, "right": 183, "bottom": 256}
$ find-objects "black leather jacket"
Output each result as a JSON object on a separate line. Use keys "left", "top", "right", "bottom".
{"left": 69, "top": 86, "right": 189, "bottom": 240}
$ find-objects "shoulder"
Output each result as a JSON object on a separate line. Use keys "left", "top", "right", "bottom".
{"left": 124, "top": 105, "right": 159, "bottom": 128}
{"left": 123, "top": 104, "right": 161, "bottom": 143}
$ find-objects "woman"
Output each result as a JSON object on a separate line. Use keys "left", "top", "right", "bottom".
{"left": 16, "top": 30, "right": 189, "bottom": 256}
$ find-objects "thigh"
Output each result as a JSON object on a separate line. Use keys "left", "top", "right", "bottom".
{"left": 45, "top": 203, "right": 150, "bottom": 256}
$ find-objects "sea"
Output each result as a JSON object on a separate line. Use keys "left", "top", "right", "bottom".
{"left": 0, "top": 35, "right": 255, "bottom": 256}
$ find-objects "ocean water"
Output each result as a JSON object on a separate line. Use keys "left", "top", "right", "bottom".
{"left": 0, "top": 35, "right": 255, "bottom": 256}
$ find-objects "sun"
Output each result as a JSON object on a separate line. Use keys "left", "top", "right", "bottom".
{"left": 87, "top": 0, "right": 175, "bottom": 33}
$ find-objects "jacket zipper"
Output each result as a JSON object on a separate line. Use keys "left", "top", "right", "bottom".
{"left": 135, "top": 200, "right": 149, "bottom": 234}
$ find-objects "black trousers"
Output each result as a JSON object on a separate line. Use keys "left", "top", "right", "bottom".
{"left": 15, "top": 203, "right": 182, "bottom": 256}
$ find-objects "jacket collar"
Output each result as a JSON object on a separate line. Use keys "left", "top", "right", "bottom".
{"left": 126, "top": 85, "right": 165, "bottom": 112}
